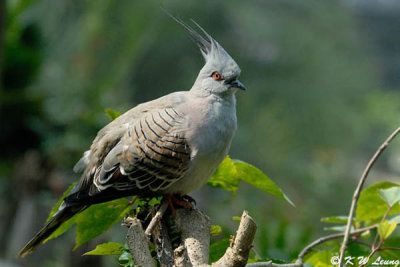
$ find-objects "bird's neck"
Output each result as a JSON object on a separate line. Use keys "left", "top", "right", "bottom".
{"left": 190, "top": 84, "right": 237, "bottom": 102}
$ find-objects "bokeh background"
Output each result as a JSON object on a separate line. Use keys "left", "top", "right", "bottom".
{"left": 1, "top": 0, "right": 400, "bottom": 266}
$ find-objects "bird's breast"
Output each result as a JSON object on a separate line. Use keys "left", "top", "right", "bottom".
{"left": 165, "top": 95, "right": 237, "bottom": 194}
{"left": 185, "top": 95, "right": 237, "bottom": 157}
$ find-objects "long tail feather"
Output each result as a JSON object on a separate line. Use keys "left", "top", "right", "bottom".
{"left": 18, "top": 204, "right": 84, "bottom": 257}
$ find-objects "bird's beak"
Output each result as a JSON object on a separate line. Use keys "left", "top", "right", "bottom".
{"left": 229, "top": 80, "right": 246, "bottom": 91}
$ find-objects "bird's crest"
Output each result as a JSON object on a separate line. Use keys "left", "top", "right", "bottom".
{"left": 165, "top": 11, "right": 234, "bottom": 64}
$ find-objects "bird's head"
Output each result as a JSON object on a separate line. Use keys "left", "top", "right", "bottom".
{"left": 171, "top": 17, "right": 245, "bottom": 96}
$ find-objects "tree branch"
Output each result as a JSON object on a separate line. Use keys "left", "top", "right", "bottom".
{"left": 125, "top": 208, "right": 263, "bottom": 267}
{"left": 297, "top": 223, "right": 378, "bottom": 263}
{"left": 145, "top": 199, "right": 169, "bottom": 238}
{"left": 246, "top": 262, "right": 302, "bottom": 267}
{"left": 174, "top": 208, "right": 211, "bottom": 266}
{"left": 338, "top": 126, "right": 400, "bottom": 266}
{"left": 125, "top": 217, "right": 155, "bottom": 267}
{"left": 212, "top": 211, "right": 257, "bottom": 267}
{"left": 152, "top": 216, "right": 174, "bottom": 267}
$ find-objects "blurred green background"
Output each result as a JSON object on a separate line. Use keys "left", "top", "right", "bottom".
{"left": 1, "top": 0, "right": 400, "bottom": 266}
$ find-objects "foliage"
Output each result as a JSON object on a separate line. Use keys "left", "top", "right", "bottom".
{"left": 105, "top": 108, "right": 121, "bottom": 121}
{"left": 44, "top": 198, "right": 133, "bottom": 249}
{"left": 83, "top": 242, "right": 125, "bottom": 256}
{"left": 210, "top": 225, "right": 222, "bottom": 236}
{"left": 42, "top": 153, "right": 292, "bottom": 258}
{"left": 377, "top": 220, "right": 397, "bottom": 240}
{"left": 209, "top": 238, "right": 230, "bottom": 264}
{"left": 304, "top": 181, "right": 400, "bottom": 266}
{"left": 356, "top": 182, "right": 400, "bottom": 222}
{"left": 46, "top": 183, "right": 76, "bottom": 222}
{"left": 84, "top": 241, "right": 135, "bottom": 266}
{"left": 305, "top": 250, "right": 335, "bottom": 267}
{"left": 320, "top": 216, "right": 355, "bottom": 224}
{"left": 208, "top": 156, "right": 294, "bottom": 206}
{"left": 379, "top": 186, "right": 400, "bottom": 207}
{"left": 38, "top": 117, "right": 400, "bottom": 266}
{"left": 3, "top": 0, "right": 400, "bottom": 266}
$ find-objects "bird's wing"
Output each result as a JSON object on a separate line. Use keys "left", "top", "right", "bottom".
{"left": 74, "top": 92, "right": 188, "bottom": 186}
{"left": 90, "top": 107, "right": 191, "bottom": 197}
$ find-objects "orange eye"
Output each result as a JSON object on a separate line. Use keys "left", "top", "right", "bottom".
{"left": 212, "top": 71, "right": 223, "bottom": 81}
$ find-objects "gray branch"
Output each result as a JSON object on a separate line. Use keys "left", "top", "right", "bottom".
{"left": 152, "top": 217, "right": 174, "bottom": 266}
{"left": 125, "top": 217, "right": 155, "bottom": 267}
{"left": 246, "top": 262, "right": 303, "bottom": 267}
{"left": 145, "top": 200, "right": 169, "bottom": 238}
{"left": 126, "top": 208, "right": 262, "bottom": 267}
{"left": 212, "top": 211, "right": 257, "bottom": 267}
{"left": 174, "top": 208, "right": 211, "bottom": 266}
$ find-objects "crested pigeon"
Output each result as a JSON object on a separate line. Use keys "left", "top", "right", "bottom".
{"left": 19, "top": 17, "right": 245, "bottom": 257}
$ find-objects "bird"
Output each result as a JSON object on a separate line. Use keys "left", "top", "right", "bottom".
{"left": 18, "top": 16, "right": 245, "bottom": 257}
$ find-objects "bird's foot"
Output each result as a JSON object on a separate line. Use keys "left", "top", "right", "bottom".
{"left": 182, "top": 194, "right": 196, "bottom": 206}
{"left": 164, "top": 194, "right": 195, "bottom": 216}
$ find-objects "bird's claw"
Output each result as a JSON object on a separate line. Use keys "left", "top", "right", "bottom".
{"left": 182, "top": 195, "right": 196, "bottom": 206}
{"left": 164, "top": 194, "right": 196, "bottom": 216}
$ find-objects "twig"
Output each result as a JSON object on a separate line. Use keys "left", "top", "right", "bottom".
{"left": 359, "top": 204, "right": 393, "bottom": 267}
{"left": 379, "top": 247, "right": 400, "bottom": 251}
{"left": 145, "top": 199, "right": 169, "bottom": 238}
{"left": 360, "top": 239, "right": 384, "bottom": 267}
{"left": 297, "top": 222, "right": 400, "bottom": 263}
{"left": 212, "top": 211, "right": 257, "bottom": 267}
{"left": 338, "top": 127, "right": 400, "bottom": 266}
{"left": 221, "top": 219, "right": 400, "bottom": 267}
{"left": 125, "top": 217, "right": 155, "bottom": 267}
{"left": 297, "top": 232, "right": 344, "bottom": 263}
{"left": 371, "top": 205, "right": 392, "bottom": 250}
{"left": 246, "top": 262, "right": 302, "bottom": 267}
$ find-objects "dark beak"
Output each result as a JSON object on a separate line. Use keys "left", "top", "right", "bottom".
{"left": 229, "top": 80, "right": 246, "bottom": 91}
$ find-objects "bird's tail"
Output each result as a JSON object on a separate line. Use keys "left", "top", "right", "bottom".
{"left": 18, "top": 204, "right": 84, "bottom": 258}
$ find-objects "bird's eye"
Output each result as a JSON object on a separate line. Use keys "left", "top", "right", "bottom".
{"left": 211, "top": 71, "right": 223, "bottom": 81}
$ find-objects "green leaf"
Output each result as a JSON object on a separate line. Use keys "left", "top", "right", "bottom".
{"left": 379, "top": 237, "right": 400, "bottom": 259}
{"left": 305, "top": 250, "right": 335, "bottom": 267}
{"left": 231, "top": 216, "right": 241, "bottom": 222}
{"left": 210, "top": 225, "right": 222, "bottom": 236}
{"left": 389, "top": 215, "right": 400, "bottom": 224}
{"left": 46, "top": 183, "right": 76, "bottom": 222}
{"left": 377, "top": 220, "right": 397, "bottom": 240}
{"left": 379, "top": 186, "right": 400, "bottom": 207}
{"left": 84, "top": 242, "right": 125, "bottom": 256}
{"left": 44, "top": 215, "right": 78, "bottom": 243}
{"left": 323, "top": 225, "right": 354, "bottom": 232}
{"left": 118, "top": 250, "right": 134, "bottom": 266}
{"left": 44, "top": 197, "right": 132, "bottom": 249}
{"left": 356, "top": 182, "right": 400, "bottom": 222}
{"left": 207, "top": 157, "right": 240, "bottom": 193}
{"left": 209, "top": 239, "right": 230, "bottom": 264}
{"left": 105, "top": 108, "right": 121, "bottom": 121}
{"left": 207, "top": 156, "right": 294, "bottom": 206}
{"left": 148, "top": 197, "right": 162, "bottom": 207}
{"left": 360, "top": 230, "right": 371, "bottom": 239}
{"left": 74, "top": 198, "right": 133, "bottom": 250}
{"left": 321, "top": 216, "right": 355, "bottom": 224}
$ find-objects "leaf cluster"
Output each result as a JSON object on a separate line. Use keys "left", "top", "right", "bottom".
{"left": 304, "top": 182, "right": 400, "bottom": 266}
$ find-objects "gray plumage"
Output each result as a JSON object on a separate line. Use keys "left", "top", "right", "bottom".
{"left": 19, "top": 16, "right": 245, "bottom": 257}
